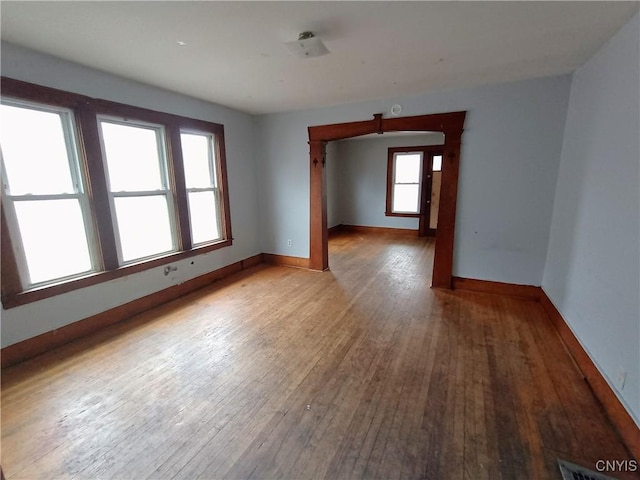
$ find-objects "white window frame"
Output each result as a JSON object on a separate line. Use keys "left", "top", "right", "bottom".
{"left": 181, "top": 130, "right": 223, "bottom": 246}
{"left": 0, "top": 99, "right": 99, "bottom": 288}
{"left": 391, "top": 151, "right": 423, "bottom": 214}
{"left": 97, "top": 115, "right": 178, "bottom": 265}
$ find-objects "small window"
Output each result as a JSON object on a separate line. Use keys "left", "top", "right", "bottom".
{"left": 390, "top": 152, "right": 423, "bottom": 214}
{"left": 432, "top": 154, "right": 443, "bottom": 172}
{"left": 0, "top": 100, "right": 97, "bottom": 286}
{"left": 181, "top": 132, "right": 222, "bottom": 245}
{"left": 98, "top": 117, "right": 177, "bottom": 263}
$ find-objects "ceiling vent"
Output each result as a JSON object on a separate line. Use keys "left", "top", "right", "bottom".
{"left": 285, "top": 31, "right": 329, "bottom": 59}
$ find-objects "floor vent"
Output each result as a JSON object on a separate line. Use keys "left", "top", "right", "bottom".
{"left": 558, "top": 459, "right": 620, "bottom": 480}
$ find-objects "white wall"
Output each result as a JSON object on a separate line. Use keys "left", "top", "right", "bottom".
{"left": 257, "top": 75, "right": 571, "bottom": 285}
{"left": 0, "top": 43, "right": 261, "bottom": 347}
{"left": 542, "top": 14, "right": 640, "bottom": 426}
{"left": 331, "top": 134, "right": 443, "bottom": 229}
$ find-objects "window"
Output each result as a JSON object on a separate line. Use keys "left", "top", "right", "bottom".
{"left": 1, "top": 77, "right": 232, "bottom": 308}
{"left": 388, "top": 151, "right": 423, "bottom": 215}
{"left": 0, "top": 100, "right": 97, "bottom": 287}
{"left": 99, "top": 118, "right": 176, "bottom": 263}
{"left": 181, "top": 132, "right": 222, "bottom": 245}
{"left": 385, "top": 145, "right": 444, "bottom": 219}
{"left": 432, "top": 154, "right": 442, "bottom": 172}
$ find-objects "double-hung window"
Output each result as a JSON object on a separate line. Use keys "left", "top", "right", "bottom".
{"left": 389, "top": 151, "right": 423, "bottom": 215}
{"left": 1, "top": 100, "right": 97, "bottom": 287}
{"left": 385, "top": 146, "right": 444, "bottom": 221}
{"left": 98, "top": 118, "right": 176, "bottom": 263}
{"left": 181, "top": 131, "right": 222, "bottom": 245}
{"left": 1, "top": 77, "right": 233, "bottom": 308}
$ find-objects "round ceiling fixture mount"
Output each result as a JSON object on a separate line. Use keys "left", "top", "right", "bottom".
{"left": 285, "top": 31, "right": 330, "bottom": 59}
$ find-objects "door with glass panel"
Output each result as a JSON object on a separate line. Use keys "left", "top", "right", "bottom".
{"left": 387, "top": 147, "right": 443, "bottom": 237}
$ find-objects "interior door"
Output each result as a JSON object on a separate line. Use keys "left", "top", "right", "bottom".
{"left": 418, "top": 151, "right": 443, "bottom": 237}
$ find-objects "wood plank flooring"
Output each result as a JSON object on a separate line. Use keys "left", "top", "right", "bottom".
{"left": 1, "top": 231, "right": 637, "bottom": 479}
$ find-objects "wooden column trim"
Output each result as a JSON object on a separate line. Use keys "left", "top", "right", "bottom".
{"left": 308, "top": 111, "right": 466, "bottom": 286}
{"left": 432, "top": 128, "right": 462, "bottom": 289}
{"left": 309, "top": 140, "right": 328, "bottom": 271}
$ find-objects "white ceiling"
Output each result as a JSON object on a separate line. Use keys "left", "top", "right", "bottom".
{"left": 1, "top": 1, "right": 638, "bottom": 115}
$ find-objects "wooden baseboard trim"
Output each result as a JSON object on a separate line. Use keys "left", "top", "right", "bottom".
{"left": 263, "top": 253, "right": 310, "bottom": 269}
{"left": 451, "top": 276, "right": 541, "bottom": 301}
{"left": 338, "top": 224, "right": 419, "bottom": 236}
{"left": 1, "top": 253, "right": 264, "bottom": 368}
{"left": 540, "top": 290, "right": 640, "bottom": 460}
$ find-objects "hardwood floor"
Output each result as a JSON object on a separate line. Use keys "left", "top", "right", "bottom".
{"left": 1, "top": 231, "right": 637, "bottom": 479}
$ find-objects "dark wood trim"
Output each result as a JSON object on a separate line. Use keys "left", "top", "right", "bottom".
{"left": 308, "top": 111, "right": 466, "bottom": 286}
{"left": 0, "top": 77, "right": 91, "bottom": 109}
{"left": 539, "top": 290, "right": 640, "bottom": 460}
{"left": 431, "top": 128, "right": 463, "bottom": 288}
{"left": 1, "top": 253, "right": 264, "bottom": 368}
{"left": 339, "top": 225, "right": 418, "bottom": 236}
{"left": 0, "top": 77, "right": 234, "bottom": 308}
{"left": 385, "top": 146, "right": 443, "bottom": 238}
{"left": 2, "top": 239, "right": 233, "bottom": 309}
{"left": 309, "top": 140, "right": 328, "bottom": 271}
{"left": 215, "top": 127, "right": 233, "bottom": 243}
{"left": 451, "top": 276, "right": 640, "bottom": 458}
{"left": 167, "top": 125, "right": 192, "bottom": 251}
{"left": 263, "top": 254, "right": 311, "bottom": 269}
{"left": 451, "top": 276, "right": 541, "bottom": 301}
{"left": 0, "top": 205, "right": 21, "bottom": 298}
{"left": 76, "top": 103, "right": 120, "bottom": 270}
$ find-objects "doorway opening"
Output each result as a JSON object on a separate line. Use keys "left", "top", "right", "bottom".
{"left": 308, "top": 111, "right": 466, "bottom": 288}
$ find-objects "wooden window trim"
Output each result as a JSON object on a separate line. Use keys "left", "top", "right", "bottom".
{"left": 1, "top": 77, "right": 233, "bottom": 309}
{"left": 385, "top": 146, "right": 443, "bottom": 218}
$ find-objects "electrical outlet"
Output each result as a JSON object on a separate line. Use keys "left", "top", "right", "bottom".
{"left": 287, "top": 239, "right": 292, "bottom": 247}
{"left": 615, "top": 366, "right": 627, "bottom": 391}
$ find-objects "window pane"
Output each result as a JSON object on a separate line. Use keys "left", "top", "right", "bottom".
{"left": 394, "top": 153, "right": 421, "bottom": 183}
{"left": 114, "top": 196, "right": 174, "bottom": 262}
{"left": 433, "top": 155, "right": 443, "bottom": 172}
{"left": 188, "top": 191, "right": 220, "bottom": 244}
{"left": 181, "top": 133, "right": 214, "bottom": 188}
{"left": 14, "top": 199, "right": 93, "bottom": 284}
{"left": 100, "top": 121, "right": 163, "bottom": 191}
{"left": 0, "top": 104, "right": 76, "bottom": 195}
{"left": 393, "top": 184, "right": 420, "bottom": 213}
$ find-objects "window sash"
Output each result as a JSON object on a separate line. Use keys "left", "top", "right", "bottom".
{"left": 181, "top": 131, "right": 218, "bottom": 189}
{"left": 186, "top": 187, "right": 223, "bottom": 245}
{"left": 391, "top": 152, "right": 423, "bottom": 214}
{"left": 111, "top": 193, "right": 176, "bottom": 264}
{"left": 1, "top": 100, "right": 98, "bottom": 288}
{"left": 98, "top": 117, "right": 180, "bottom": 265}
{"left": 181, "top": 130, "right": 223, "bottom": 245}
{"left": 1, "top": 99, "right": 85, "bottom": 196}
